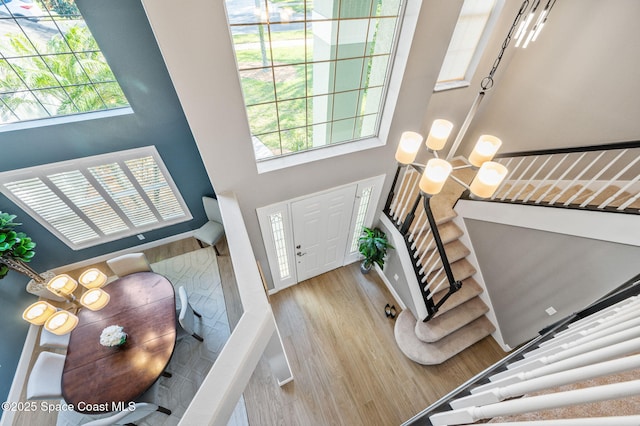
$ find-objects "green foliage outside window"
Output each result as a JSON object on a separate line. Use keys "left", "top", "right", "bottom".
{"left": 0, "top": 20, "right": 128, "bottom": 123}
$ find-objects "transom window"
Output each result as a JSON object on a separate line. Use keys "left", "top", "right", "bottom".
{"left": 226, "top": 0, "right": 404, "bottom": 161}
{"left": 0, "top": 0, "right": 129, "bottom": 124}
{"left": 435, "top": 0, "right": 500, "bottom": 91}
{"left": 0, "top": 147, "right": 191, "bottom": 250}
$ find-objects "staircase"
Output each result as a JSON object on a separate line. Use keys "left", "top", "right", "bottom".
{"left": 386, "top": 160, "right": 496, "bottom": 365}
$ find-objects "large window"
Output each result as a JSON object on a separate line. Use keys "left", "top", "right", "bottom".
{"left": 0, "top": 0, "right": 129, "bottom": 124}
{"left": 226, "top": 0, "right": 404, "bottom": 161}
{"left": 0, "top": 147, "right": 191, "bottom": 250}
{"left": 435, "top": 0, "right": 500, "bottom": 91}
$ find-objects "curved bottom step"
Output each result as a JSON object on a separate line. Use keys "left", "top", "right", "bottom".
{"left": 395, "top": 309, "right": 495, "bottom": 365}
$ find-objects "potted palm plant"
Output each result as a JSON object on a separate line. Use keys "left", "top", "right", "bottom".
{"left": 0, "top": 211, "right": 44, "bottom": 283}
{"left": 358, "top": 226, "right": 394, "bottom": 274}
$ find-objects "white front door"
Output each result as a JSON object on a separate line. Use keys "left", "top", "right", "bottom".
{"left": 291, "top": 185, "right": 357, "bottom": 282}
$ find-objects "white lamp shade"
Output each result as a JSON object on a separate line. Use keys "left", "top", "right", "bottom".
{"left": 44, "top": 311, "right": 79, "bottom": 335}
{"left": 395, "top": 131, "right": 423, "bottom": 164}
{"left": 425, "top": 119, "right": 454, "bottom": 151}
{"left": 468, "top": 135, "right": 502, "bottom": 167}
{"left": 47, "top": 274, "right": 77, "bottom": 296}
{"left": 80, "top": 288, "right": 110, "bottom": 311}
{"left": 419, "top": 159, "right": 452, "bottom": 195}
{"left": 79, "top": 268, "right": 107, "bottom": 289}
{"left": 470, "top": 161, "right": 508, "bottom": 198}
{"left": 22, "top": 301, "right": 57, "bottom": 325}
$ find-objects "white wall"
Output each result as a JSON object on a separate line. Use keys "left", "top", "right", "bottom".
{"left": 140, "top": 0, "right": 465, "bottom": 288}
{"left": 457, "top": 200, "right": 640, "bottom": 347}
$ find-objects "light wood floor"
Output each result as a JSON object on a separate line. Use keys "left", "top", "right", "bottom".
{"left": 243, "top": 263, "right": 506, "bottom": 425}
{"left": 12, "top": 237, "right": 506, "bottom": 425}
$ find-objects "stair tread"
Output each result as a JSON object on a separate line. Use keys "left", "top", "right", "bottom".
{"left": 426, "top": 258, "right": 476, "bottom": 287}
{"left": 432, "top": 276, "right": 483, "bottom": 318}
{"left": 548, "top": 184, "right": 588, "bottom": 204}
{"left": 395, "top": 310, "right": 495, "bottom": 365}
{"left": 499, "top": 183, "right": 535, "bottom": 201}
{"left": 410, "top": 220, "right": 464, "bottom": 249}
{"left": 415, "top": 296, "right": 489, "bottom": 342}
{"left": 420, "top": 240, "right": 471, "bottom": 271}
{"left": 574, "top": 185, "right": 624, "bottom": 206}
{"left": 526, "top": 184, "right": 563, "bottom": 203}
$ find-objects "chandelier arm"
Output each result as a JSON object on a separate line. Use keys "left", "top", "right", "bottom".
{"left": 449, "top": 175, "right": 471, "bottom": 191}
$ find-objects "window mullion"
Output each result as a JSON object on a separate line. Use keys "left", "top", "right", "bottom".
{"left": 117, "top": 158, "right": 164, "bottom": 224}
{"left": 81, "top": 166, "right": 138, "bottom": 230}
{"left": 39, "top": 173, "right": 104, "bottom": 238}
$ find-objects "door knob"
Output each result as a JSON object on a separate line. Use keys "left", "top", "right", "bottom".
{"left": 296, "top": 251, "right": 306, "bottom": 257}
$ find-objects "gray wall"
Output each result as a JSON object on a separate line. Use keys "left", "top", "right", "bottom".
{"left": 423, "top": 0, "right": 640, "bottom": 158}
{"left": 378, "top": 219, "right": 418, "bottom": 317}
{"left": 465, "top": 219, "right": 640, "bottom": 347}
{"left": 0, "top": 0, "right": 213, "bottom": 403}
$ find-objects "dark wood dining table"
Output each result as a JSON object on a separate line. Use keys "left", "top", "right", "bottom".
{"left": 61, "top": 272, "right": 176, "bottom": 413}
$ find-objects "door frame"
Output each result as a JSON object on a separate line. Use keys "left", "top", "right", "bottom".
{"left": 257, "top": 174, "right": 385, "bottom": 292}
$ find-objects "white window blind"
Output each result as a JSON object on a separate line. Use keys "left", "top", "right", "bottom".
{"left": 0, "top": 146, "right": 191, "bottom": 249}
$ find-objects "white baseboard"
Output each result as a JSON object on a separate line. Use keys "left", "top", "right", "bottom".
{"left": 0, "top": 325, "right": 39, "bottom": 426}
{"left": 52, "top": 231, "right": 195, "bottom": 273}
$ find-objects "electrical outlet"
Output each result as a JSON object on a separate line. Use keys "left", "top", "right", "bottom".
{"left": 137, "top": 234, "right": 145, "bottom": 240}
{"left": 545, "top": 306, "right": 557, "bottom": 316}
{"left": 393, "top": 274, "right": 399, "bottom": 281}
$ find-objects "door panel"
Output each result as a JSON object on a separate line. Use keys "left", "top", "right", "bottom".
{"left": 292, "top": 185, "right": 357, "bottom": 282}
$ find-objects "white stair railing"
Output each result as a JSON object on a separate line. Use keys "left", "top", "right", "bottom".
{"left": 473, "top": 336, "right": 640, "bottom": 393}
{"left": 489, "top": 143, "right": 640, "bottom": 213}
{"left": 451, "top": 353, "right": 640, "bottom": 409}
{"left": 430, "top": 380, "right": 640, "bottom": 426}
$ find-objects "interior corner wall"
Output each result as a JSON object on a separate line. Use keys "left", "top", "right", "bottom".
{"left": 465, "top": 219, "right": 640, "bottom": 347}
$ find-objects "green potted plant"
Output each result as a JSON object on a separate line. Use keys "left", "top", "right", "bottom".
{"left": 0, "top": 211, "right": 44, "bottom": 283}
{"left": 358, "top": 226, "right": 394, "bottom": 274}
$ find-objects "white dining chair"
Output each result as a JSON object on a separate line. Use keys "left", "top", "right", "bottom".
{"left": 106, "top": 253, "right": 151, "bottom": 278}
{"left": 176, "top": 286, "right": 204, "bottom": 342}
{"left": 39, "top": 328, "right": 71, "bottom": 350}
{"left": 27, "top": 351, "right": 66, "bottom": 400}
{"left": 56, "top": 402, "right": 165, "bottom": 426}
{"left": 193, "top": 196, "right": 225, "bottom": 256}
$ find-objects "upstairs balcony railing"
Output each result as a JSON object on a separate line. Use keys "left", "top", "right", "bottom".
{"left": 481, "top": 141, "right": 640, "bottom": 214}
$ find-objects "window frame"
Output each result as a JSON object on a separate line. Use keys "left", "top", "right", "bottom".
{"left": 434, "top": 0, "right": 504, "bottom": 92}
{"left": 0, "top": 146, "right": 192, "bottom": 250}
{"left": 226, "top": 0, "right": 410, "bottom": 168}
{"left": 0, "top": 2, "right": 131, "bottom": 125}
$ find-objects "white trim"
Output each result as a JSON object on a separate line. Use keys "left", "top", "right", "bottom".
{"left": 52, "top": 231, "right": 194, "bottom": 273}
{"left": 380, "top": 213, "right": 428, "bottom": 320}
{"left": 0, "top": 325, "right": 39, "bottom": 426}
{"left": 258, "top": 175, "right": 386, "bottom": 291}
{"left": 178, "top": 191, "right": 292, "bottom": 426}
{"left": 256, "top": 137, "right": 385, "bottom": 174}
{"left": 452, "top": 214, "right": 511, "bottom": 352}
{"left": 0, "top": 108, "right": 134, "bottom": 134}
{"left": 0, "top": 146, "right": 192, "bottom": 250}
{"left": 455, "top": 199, "right": 640, "bottom": 247}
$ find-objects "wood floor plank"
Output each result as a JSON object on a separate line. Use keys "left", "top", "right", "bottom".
{"left": 242, "top": 262, "right": 507, "bottom": 425}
